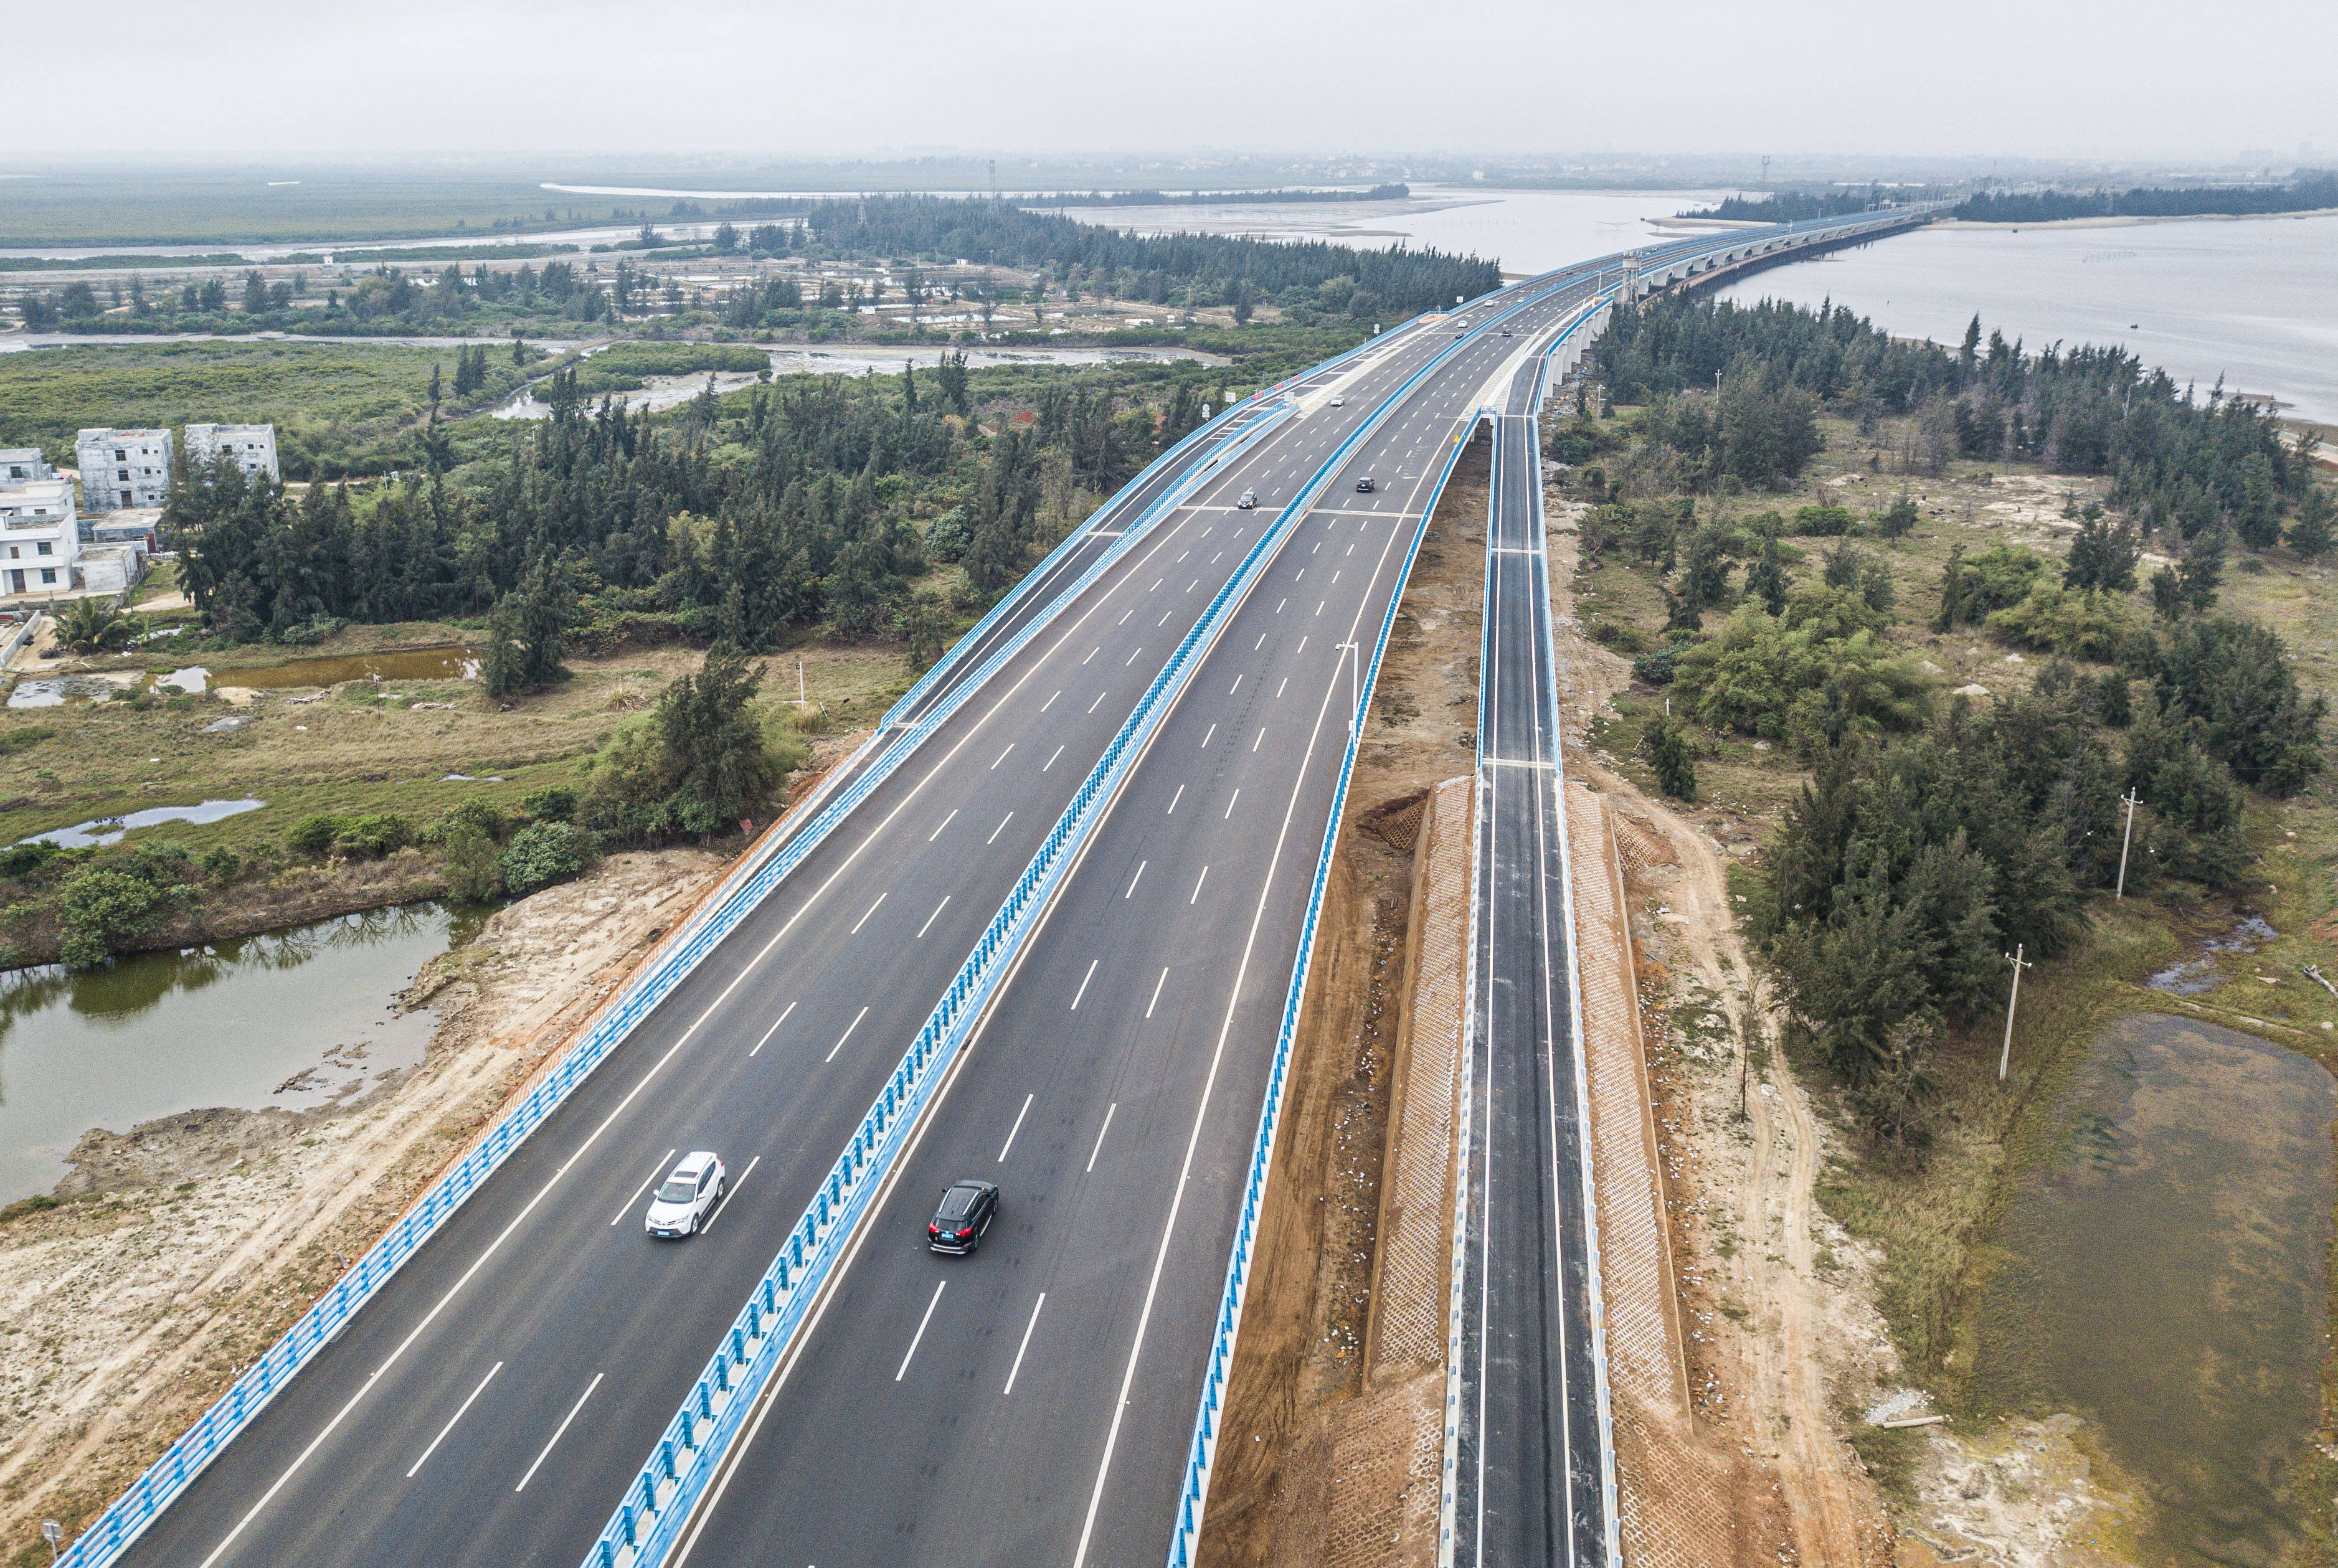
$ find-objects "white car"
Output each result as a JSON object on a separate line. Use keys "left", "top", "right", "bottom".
{"left": 1330, "top": 394, "right": 1345, "bottom": 407}
{"left": 644, "top": 1151, "right": 727, "bottom": 1239}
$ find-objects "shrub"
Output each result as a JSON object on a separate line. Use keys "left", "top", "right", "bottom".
{"left": 1647, "top": 717, "right": 1697, "bottom": 800}
{"left": 331, "top": 813, "right": 412, "bottom": 858}
{"left": 521, "top": 785, "right": 577, "bottom": 823}
{"left": 924, "top": 508, "right": 972, "bottom": 564}
{"left": 1668, "top": 606, "right": 1933, "bottom": 747}
{"left": 432, "top": 799, "right": 506, "bottom": 843}
{"left": 1878, "top": 494, "right": 1919, "bottom": 537}
{"left": 1630, "top": 646, "right": 1681, "bottom": 686}
{"left": 499, "top": 821, "right": 597, "bottom": 897}
{"left": 0, "top": 841, "right": 66, "bottom": 881}
{"left": 286, "top": 815, "right": 343, "bottom": 856}
{"left": 199, "top": 847, "right": 242, "bottom": 884}
{"left": 1985, "top": 583, "right": 2135, "bottom": 662}
{"left": 441, "top": 820, "right": 503, "bottom": 902}
{"left": 1935, "top": 542, "right": 2047, "bottom": 630}
{"left": 1791, "top": 504, "right": 1854, "bottom": 536}
{"left": 58, "top": 867, "right": 166, "bottom": 967}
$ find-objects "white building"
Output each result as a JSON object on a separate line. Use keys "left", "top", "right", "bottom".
{"left": 75, "top": 545, "right": 143, "bottom": 595}
{"left": 75, "top": 428, "right": 173, "bottom": 514}
{"left": 185, "top": 423, "right": 280, "bottom": 481}
{"left": 0, "top": 450, "right": 53, "bottom": 484}
{"left": 0, "top": 479, "right": 81, "bottom": 597}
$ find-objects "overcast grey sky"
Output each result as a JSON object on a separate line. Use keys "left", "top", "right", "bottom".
{"left": 15, "top": 0, "right": 2335, "bottom": 161}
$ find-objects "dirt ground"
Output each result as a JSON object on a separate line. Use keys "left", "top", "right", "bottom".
{"left": 1199, "top": 437, "right": 1491, "bottom": 1567}
{"left": 0, "top": 846, "right": 727, "bottom": 1561}
{"left": 1542, "top": 418, "right": 1909, "bottom": 1565}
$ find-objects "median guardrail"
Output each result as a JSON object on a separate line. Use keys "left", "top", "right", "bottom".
{"left": 582, "top": 290, "right": 1550, "bottom": 1568}
{"left": 49, "top": 365, "right": 1303, "bottom": 1568}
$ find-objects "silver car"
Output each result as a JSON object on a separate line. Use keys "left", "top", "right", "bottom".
{"left": 644, "top": 1151, "right": 727, "bottom": 1239}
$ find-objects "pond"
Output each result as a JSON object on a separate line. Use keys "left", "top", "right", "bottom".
{"left": 21, "top": 797, "right": 264, "bottom": 848}
{"left": 0, "top": 903, "right": 472, "bottom": 1204}
{"left": 1969, "top": 1014, "right": 2336, "bottom": 1565}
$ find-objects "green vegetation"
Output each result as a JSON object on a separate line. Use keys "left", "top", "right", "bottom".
{"left": 557, "top": 343, "right": 770, "bottom": 397}
{"left": 582, "top": 650, "right": 803, "bottom": 839}
{"left": 1029, "top": 184, "right": 1409, "bottom": 207}
{"left": 0, "top": 340, "right": 535, "bottom": 476}
{"left": 1572, "top": 295, "right": 2331, "bottom": 1160}
{"left": 1594, "top": 296, "right": 2320, "bottom": 550}
{"left": 1953, "top": 172, "right": 2338, "bottom": 224}
{"left": 800, "top": 194, "right": 1498, "bottom": 318}
{"left": 1678, "top": 187, "right": 1921, "bottom": 222}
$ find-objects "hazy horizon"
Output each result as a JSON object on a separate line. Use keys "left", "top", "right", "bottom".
{"left": 7, "top": 0, "right": 2332, "bottom": 164}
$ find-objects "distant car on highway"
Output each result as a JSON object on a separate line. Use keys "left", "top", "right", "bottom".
{"left": 1237, "top": 490, "right": 1259, "bottom": 509}
{"left": 644, "top": 1151, "right": 727, "bottom": 1238}
{"left": 1355, "top": 476, "right": 1375, "bottom": 493}
{"left": 927, "top": 1179, "right": 1000, "bottom": 1254}
{"left": 1330, "top": 394, "right": 1345, "bottom": 407}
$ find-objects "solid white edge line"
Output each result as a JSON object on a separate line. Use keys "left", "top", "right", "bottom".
{"left": 894, "top": 1280, "right": 947, "bottom": 1382}
{"left": 513, "top": 1371, "right": 603, "bottom": 1493}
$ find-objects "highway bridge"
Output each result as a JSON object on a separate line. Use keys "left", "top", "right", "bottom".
{"left": 62, "top": 202, "right": 1932, "bottom": 1568}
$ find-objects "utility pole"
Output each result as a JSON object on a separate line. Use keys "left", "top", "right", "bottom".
{"left": 797, "top": 658, "right": 807, "bottom": 707}
{"left": 1997, "top": 944, "right": 2033, "bottom": 1081}
{"left": 2115, "top": 788, "right": 2141, "bottom": 898}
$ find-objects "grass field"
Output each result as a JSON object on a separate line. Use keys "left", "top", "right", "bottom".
{"left": 0, "top": 341, "right": 537, "bottom": 472}
{"left": 0, "top": 171, "right": 600, "bottom": 247}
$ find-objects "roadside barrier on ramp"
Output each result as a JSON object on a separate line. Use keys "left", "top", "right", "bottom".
{"left": 48, "top": 367, "right": 1299, "bottom": 1568}
{"left": 1435, "top": 299, "right": 1622, "bottom": 1568}
{"left": 1163, "top": 412, "right": 1479, "bottom": 1568}
{"left": 582, "top": 296, "right": 1540, "bottom": 1568}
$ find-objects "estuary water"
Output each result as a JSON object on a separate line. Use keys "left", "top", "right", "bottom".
{"left": 1713, "top": 213, "right": 2338, "bottom": 425}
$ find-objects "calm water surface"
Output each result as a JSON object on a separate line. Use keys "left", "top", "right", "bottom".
{"left": 0, "top": 904, "right": 469, "bottom": 1203}
{"left": 1715, "top": 214, "right": 2338, "bottom": 422}
{"left": 1972, "top": 1014, "right": 2334, "bottom": 1565}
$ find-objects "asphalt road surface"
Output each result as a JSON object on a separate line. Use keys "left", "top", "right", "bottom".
{"left": 1450, "top": 352, "right": 1607, "bottom": 1568}
{"left": 102, "top": 210, "right": 1921, "bottom": 1568}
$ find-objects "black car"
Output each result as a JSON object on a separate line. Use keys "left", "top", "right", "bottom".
{"left": 927, "top": 1179, "right": 1000, "bottom": 1254}
{"left": 1355, "top": 476, "right": 1375, "bottom": 493}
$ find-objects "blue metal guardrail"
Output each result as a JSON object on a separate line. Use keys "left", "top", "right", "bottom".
{"left": 580, "top": 285, "right": 1564, "bottom": 1568}
{"left": 1434, "top": 296, "right": 1616, "bottom": 1568}
{"left": 1163, "top": 409, "right": 1480, "bottom": 1568}
{"left": 576, "top": 300, "right": 1477, "bottom": 1568}
{"left": 1525, "top": 306, "right": 1625, "bottom": 1568}
{"left": 49, "top": 366, "right": 1305, "bottom": 1568}
{"left": 875, "top": 322, "right": 1394, "bottom": 733}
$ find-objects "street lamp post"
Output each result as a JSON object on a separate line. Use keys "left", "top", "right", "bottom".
{"left": 1337, "top": 640, "right": 1361, "bottom": 736}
